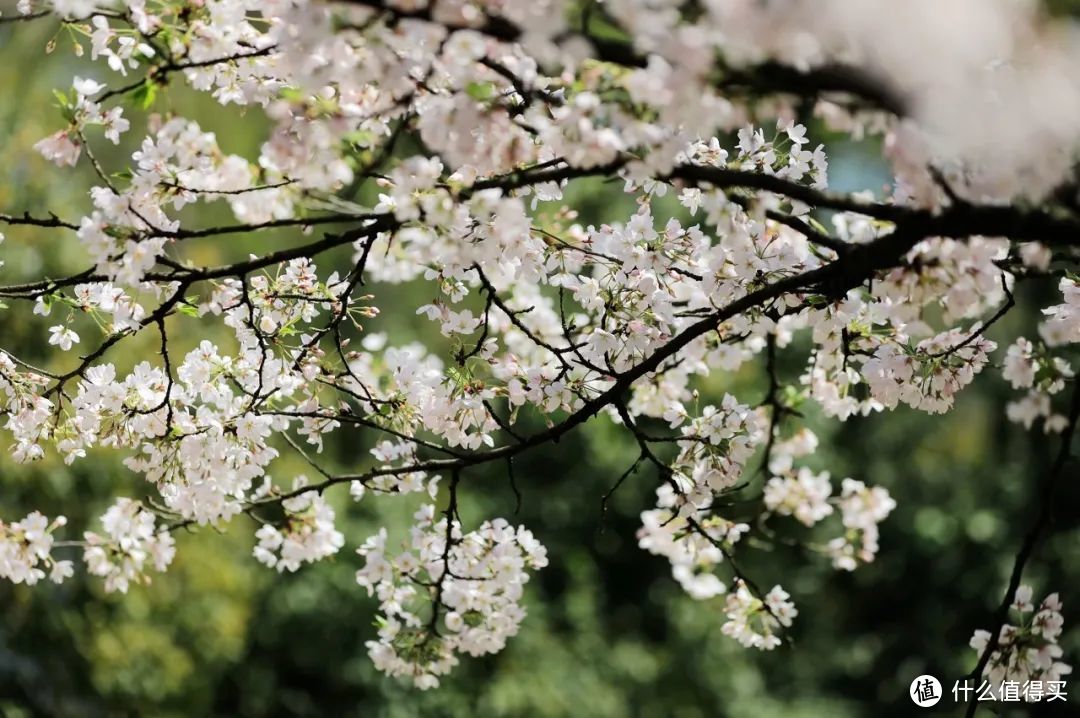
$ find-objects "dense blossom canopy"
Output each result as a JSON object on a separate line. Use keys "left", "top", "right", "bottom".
{"left": 0, "top": 0, "right": 1078, "bottom": 707}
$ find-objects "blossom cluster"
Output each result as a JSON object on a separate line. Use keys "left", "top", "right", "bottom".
{"left": 722, "top": 580, "right": 798, "bottom": 651}
{"left": 0, "top": 512, "right": 72, "bottom": 585}
{"left": 1001, "top": 277, "right": 1080, "bottom": 432}
{"left": 83, "top": 498, "right": 176, "bottom": 594}
{"left": 33, "top": 76, "right": 129, "bottom": 167}
{"left": 666, "top": 396, "right": 766, "bottom": 506}
{"left": 1003, "top": 336, "right": 1074, "bottom": 433}
{"left": 861, "top": 331, "right": 996, "bottom": 415}
{"left": 970, "top": 586, "right": 1073, "bottom": 699}
{"left": 253, "top": 479, "right": 345, "bottom": 573}
{"left": 637, "top": 484, "right": 750, "bottom": 601}
{"left": 636, "top": 396, "right": 769, "bottom": 607}
{"left": 355, "top": 505, "right": 548, "bottom": 689}
{"left": 73, "top": 117, "right": 256, "bottom": 285}
{"left": 763, "top": 431, "right": 896, "bottom": 572}
{"left": 825, "top": 479, "right": 897, "bottom": 572}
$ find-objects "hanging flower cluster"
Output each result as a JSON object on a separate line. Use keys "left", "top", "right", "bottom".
{"left": 356, "top": 505, "right": 548, "bottom": 688}
{"left": 969, "top": 586, "right": 1073, "bottom": 699}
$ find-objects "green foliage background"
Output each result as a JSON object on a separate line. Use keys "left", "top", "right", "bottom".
{"left": 0, "top": 13, "right": 1077, "bottom": 718}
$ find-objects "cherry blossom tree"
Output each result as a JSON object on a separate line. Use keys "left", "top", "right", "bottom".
{"left": 0, "top": 0, "right": 1077, "bottom": 709}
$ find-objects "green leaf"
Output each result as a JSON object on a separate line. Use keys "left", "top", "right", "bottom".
{"left": 781, "top": 384, "right": 806, "bottom": 408}
{"left": 278, "top": 86, "right": 305, "bottom": 103}
{"left": 342, "top": 129, "right": 375, "bottom": 149}
{"left": 808, "top": 216, "right": 831, "bottom": 236}
{"left": 465, "top": 81, "right": 496, "bottom": 102}
{"left": 130, "top": 79, "right": 158, "bottom": 110}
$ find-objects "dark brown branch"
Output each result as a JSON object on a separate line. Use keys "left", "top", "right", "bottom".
{"left": 427, "top": 468, "right": 462, "bottom": 637}
{"left": 0, "top": 10, "right": 50, "bottom": 24}
{"left": 472, "top": 158, "right": 1080, "bottom": 250}
{"left": 163, "top": 212, "right": 375, "bottom": 240}
{"left": 600, "top": 451, "right": 644, "bottom": 528}
{"left": 0, "top": 212, "right": 79, "bottom": 231}
{"left": 716, "top": 61, "right": 906, "bottom": 117}
{"left": 158, "top": 216, "right": 398, "bottom": 282}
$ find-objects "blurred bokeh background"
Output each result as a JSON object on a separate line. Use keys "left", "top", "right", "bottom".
{"left": 0, "top": 7, "right": 1078, "bottom": 717}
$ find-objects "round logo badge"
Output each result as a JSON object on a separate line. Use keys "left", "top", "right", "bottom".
{"left": 910, "top": 674, "right": 943, "bottom": 707}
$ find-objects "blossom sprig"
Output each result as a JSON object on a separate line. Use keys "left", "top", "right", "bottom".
{"left": 763, "top": 467, "right": 834, "bottom": 528}
{"left": 85, "top": 12, "right": 155, "bottom": 74}
{"left": 825, "top": 478, "right": 897, "bottom": 571}
{"left": 637, "top": 484, "right": 750, "bottom": 600}
{"left": 761, "top": 434, "right": 896, "bottom": 572}
{"left": 253, "top": 478, "right": 345, "bottom": 572}
{"left": 722, "top": 580, "right": 798, "bottom": 651}
{"left": 666, "top": 395, "right": 766, "bottom": 502}
{"left": 862, "top": 330, "right": 997, "bottom": 415}
{"left": 876, "top": 237, "right": 1010, "bottom": 324}
{"left": 0, "top": 511, "right": 73, "bottom": 585}
{"left": 733, "top": 121, "right": 828, "bottom": 189}
{"left": 38, "top": 75, "right": 130, "bottom": 160}
{"left": 356, "top": 504, "right": 548, "bottom": 689}
{"left": 1041, "top": 276, "right": 1080, "bottom": 346}
{"left": 0, "top": 352, "right": 54, "bottom": 463}
{"left": 83, "top": 498, "right": 176, "bottom": 594}
{"left": 1003, "top": 336, "right": 1075, "bottom": 433}
{"left": 970, "top": 586, "right": 1073, "bottom": 699}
